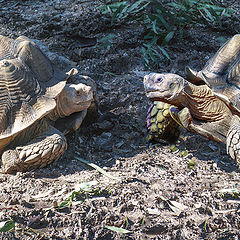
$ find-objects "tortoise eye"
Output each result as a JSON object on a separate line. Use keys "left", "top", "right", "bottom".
{"left": 76, "top": 90, "right": 82, "bottom": 96}
{"left": 156, "top": 78, "right": 162, "bottom": 82}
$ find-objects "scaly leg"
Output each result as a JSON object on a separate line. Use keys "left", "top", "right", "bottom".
{"left": 226, "top": 115, "right": 240, "bottom": 163}
{"left": 170, "top": 107, "right": 226, "bottom": 143}
{"left": 1, "top": 125, "right": 67, "bottom": 174}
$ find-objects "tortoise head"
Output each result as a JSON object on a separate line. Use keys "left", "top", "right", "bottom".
{"left": 57, "top": 83, "right": 93, "bottom": 117}
{"left": 144, "top": 73, "right": 185, "bottom": 106}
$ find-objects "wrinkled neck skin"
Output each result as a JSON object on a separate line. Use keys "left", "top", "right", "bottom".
{"left": 182, "top": 81, "right": 232, "bottom": 121}
{"left": 49, "top": 96, "right": 71, "bottom": 121}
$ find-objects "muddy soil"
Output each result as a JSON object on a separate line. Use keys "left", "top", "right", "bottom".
{"left": 0, "top": 0, "right": 240, "bottom": 239}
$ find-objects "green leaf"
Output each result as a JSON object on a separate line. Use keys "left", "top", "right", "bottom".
{"left": 216, "top": 36, "right": 228, "bottom": 44}
{"left": 162, "top": 31, "right": 174, "bottom": 46}
{"left": 99, "top": 0, "right": 236, "bottom": 68}
{"left": 0, "top": 220, "right": 15, "bottom": 232}
{"left": 131, "top": 2, "right": 150, "bottom": 14}
{"left": 152, "top": 19, "right": 158, "bottom": 34}
{"left": 76, "top": 181, "right": 99, "bottom": 192}
{"left": 55, "top": 181, "right": 99, "bottom": 209}
{"left": 98, "top": 34, "right": 116, "bottom": 43}
{"left": 202, "top": 8, "right": 215, "bottom": 22}
{"left": 155, "top": 10, "right": 171, "bottom": 31}
{"left": 105, "top": 225, "right": 132, "bottom": 233}
{"left": 188, "top": 159, "right": 196, "bottom": 168}
{"left": 75, "top": 157, "right": 121, "bottom": 181}
{"left": 219, "top": 188, "right": 240, "bottom": 198}
{"left": 127, "top": 0, "right": 148, "bottom": 13}
{"left": 180, "top": 150, "right": 188, "bottom": 158}
{"left": 169, "top": 145, "right": 179, "bottom": 153}
{"left": 111, "top": 3, "right": 127, "bottom": 24}
{"left": 57, "top": 200, "right": 70, "bottom": 209}
{"left": 157, "top": 46, "right": 170, "bottom": 60}
{"left": 117, "top": 3, "right": 130, "bottom": 20}
{"left": 167, "top": 2, "right": 184, "bottom": 10}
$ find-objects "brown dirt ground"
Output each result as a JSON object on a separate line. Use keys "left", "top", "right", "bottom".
{"left": 0, "top": 0, "right": 240, "bottom": 239}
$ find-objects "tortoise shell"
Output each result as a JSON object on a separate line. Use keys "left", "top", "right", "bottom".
{"left": 146, "top": 101, "right": 180, "bottom": 143}
{"left": 187, "top": 34, "right": 240, "bottom": 113}
{"left": 0, "top": 35, "right": 67, "bottom": 148}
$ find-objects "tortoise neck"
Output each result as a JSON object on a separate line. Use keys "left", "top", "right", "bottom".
{"left": 182, "top": 81, "right": 229, "bottom": 121}
{"left": 47, "top": 95, "right": 68, "bottom": 121}
{"left": 183, "top": 81, "right": 214, "bottom": 103}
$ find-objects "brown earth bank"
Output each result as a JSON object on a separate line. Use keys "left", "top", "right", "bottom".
{"left": 0, "top": 0, "right": 240, "bottom": 239}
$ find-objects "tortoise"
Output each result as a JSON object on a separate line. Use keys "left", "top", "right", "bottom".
{"left": 0, "top": 35, "right": 94, "bottom": 174}
{"left": 144, "top": 34, "right": 240, "bottom": 164}
{"left": 146, "top": 101, "right": 180, "bottom": 143}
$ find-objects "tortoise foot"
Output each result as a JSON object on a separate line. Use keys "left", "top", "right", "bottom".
{"left": 170, "top": 106, "right": 192, "bottom": 129}
{"left": 1, "top": 126, "right": 67, "bottom": 174}
{"left": 226, "top": 115, "right": 240, "bottom": 163}
{"left": 1, "top": 150, "right": 24, "bottom": 174}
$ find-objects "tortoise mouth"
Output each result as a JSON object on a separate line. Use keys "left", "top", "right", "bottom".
{"left": 77, "top": 100, "right": 93, "bottom": 110}
{"left": 146, "top": 89, "right": 170, "bottom": 98}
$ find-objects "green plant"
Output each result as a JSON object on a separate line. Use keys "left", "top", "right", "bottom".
{"left": 219, "top": 188, "right": 240, "bottom": 199}
{"left": 0, "top": 220, "right": 15, "bottom": 232}
{"left": 99, "top": 0, "right": 150, "bottom": 26}
{"left": 97, "top": 33, "right": 116, "bottom": 50}
{"left": 105, "top": 225, "right": 132, "bottom": 233}
{"left": 141, "top": 0, "right": 235, "bottom": 68}
{"left": 99, "top": 0, "right": 236, "bottom": 69}
{"left": 54, "top": 181, "right": 112, "bottom": 210}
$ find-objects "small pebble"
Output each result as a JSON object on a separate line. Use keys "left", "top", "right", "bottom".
{"left": 116, "top": 160, "right": 121, "bottom": 166}
{"left": 212, "top": 163, "right": 217, "bottom": 168}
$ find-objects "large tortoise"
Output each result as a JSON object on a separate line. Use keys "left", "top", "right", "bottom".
{"left": 0, "top": 35, "right": 94, "bottom": 174}
{"left": 144, "top": 34, "right": 240, "bottom": 164}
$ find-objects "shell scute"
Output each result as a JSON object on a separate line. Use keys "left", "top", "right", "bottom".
{"left": 0, "top": 35, "right": 67, "bottom": 143}
{"left": 187, "top": 34, "right": 240, "bottom": 112}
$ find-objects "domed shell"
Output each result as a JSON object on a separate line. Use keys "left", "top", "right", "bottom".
{"left": 186, "top": 34, "right": 240, "bottom": 113}
{"left": 0, "top": 35, "right": 67, "bottom": 144}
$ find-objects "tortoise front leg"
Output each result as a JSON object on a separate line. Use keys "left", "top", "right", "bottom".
{"left": 170, "top": 107, "right": 225, "bottom": 143}
{"left": 226, "top": 115, "right": 240, "bottom": 164}
{"left": 54, "top": 109, "right": 88, "bottom": 135}
{"left": 0, "top": 125, "right": 67, "bottom": 174}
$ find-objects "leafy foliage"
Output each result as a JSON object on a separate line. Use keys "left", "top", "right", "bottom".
{"left": 99, "top": 0, "right": 150, "bottom": 25}
{"left": 219, "top": 188, "right": 240, "bottom": 198}
{"left": 54, "top": 181, "right": 111, "bottom": 210}
{"left": 99, "top": 0, "right": 236, "bottom": 69}
{"left": 0, "top": 220, "right": 15, "bottom": 232}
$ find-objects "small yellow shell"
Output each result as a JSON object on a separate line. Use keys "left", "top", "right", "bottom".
{"left": 147, "top": 101, "right": 180, "bottom": 143}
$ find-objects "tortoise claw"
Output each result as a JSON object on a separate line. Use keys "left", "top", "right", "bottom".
{"left": 169, "top": 106, "right": 182, "bottom": 127}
